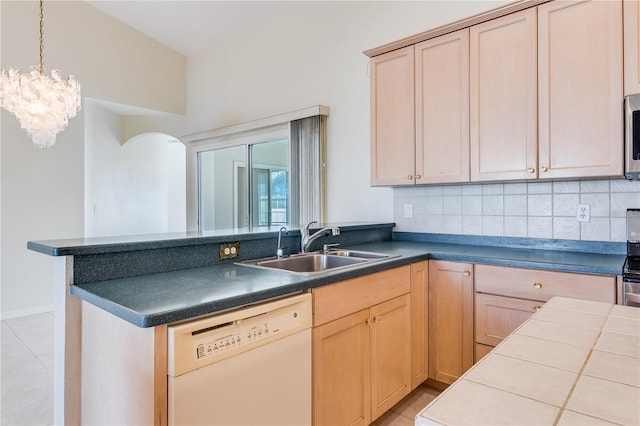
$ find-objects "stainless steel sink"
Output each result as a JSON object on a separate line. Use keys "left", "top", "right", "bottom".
{"left": 257, "top": 254, "right": 366, "bottom": 273}
{"left": 237, "top": 250, "right": 394, "bottom": 275}
{"left": 326, "top": 249, "right": 390, "bottom": 260}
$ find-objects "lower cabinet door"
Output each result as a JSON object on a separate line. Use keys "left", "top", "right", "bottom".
{"left": 475, "top": 292, "right": 542, "bottom": 346}
{"left": 313, "top": 309, "right": 371, "bottom": 426}
{"left": 370, "top": 294, "right": 411, "bottom": 421}
{"left": 428, "top": 260, "right": 474, "bottom": 385}
{"left": 312, "top": 294, "right": 412, "bottom": 425}
{"left": 410, "top": 261, "right": 429, "bottom": 389}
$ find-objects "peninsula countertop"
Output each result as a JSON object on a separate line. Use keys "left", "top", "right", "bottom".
{"left": 415, "top": 297, "right": 640, "bottom": 425}
{"left": 65, "top": 237, "right": 626, "bottom": 327}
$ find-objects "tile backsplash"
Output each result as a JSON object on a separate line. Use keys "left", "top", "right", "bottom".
{"left": 393, "top": 179, "right": 640, "bottom": 242}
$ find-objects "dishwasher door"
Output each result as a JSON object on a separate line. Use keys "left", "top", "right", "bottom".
{"left": 167, "top": 293, "right": 312, "bottom": 426}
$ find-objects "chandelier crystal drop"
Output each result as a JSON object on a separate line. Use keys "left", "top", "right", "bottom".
{"left": 0, "top": 0, "right": 81, "bottom": 148}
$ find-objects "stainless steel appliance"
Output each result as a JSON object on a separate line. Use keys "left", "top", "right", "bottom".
{"left": 625, "top": 94, "right": 640, "bottom": 180}
{"left": 622, "top": 209, "right": 640, "bottom": 306}
{"left": 167, "top": 293, "right": 312, "bottom": 425}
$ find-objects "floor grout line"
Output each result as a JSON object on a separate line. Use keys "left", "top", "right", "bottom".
{"left": 1, "top": 315, "right": 55, "bottom": 426}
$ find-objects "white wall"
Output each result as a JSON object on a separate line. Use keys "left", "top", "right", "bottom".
{"left": 84, "top": 101, "right": 186, "bottom": 237}
{"left": 1, "top": 0, "right": 514, "bottom": 316}
{"left": 185, "top": 1, "right": 508, "bottom": 225}
{"left": 1, "top": 1, "right": 186, "bottom": 318}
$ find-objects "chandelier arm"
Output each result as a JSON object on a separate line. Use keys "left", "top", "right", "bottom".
{"left": 39, "top": 0, "right": 44, "bottom": 73}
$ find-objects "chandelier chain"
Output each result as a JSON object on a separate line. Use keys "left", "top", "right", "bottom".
{"left": 39, "top": 0, "right": 44, "bottom": 73}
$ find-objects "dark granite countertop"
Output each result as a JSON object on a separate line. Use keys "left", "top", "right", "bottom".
{"left": 70, "top": 240, "right": 626, "bottom": 328}
{"left": 27, "top": 222, "right": 394, "bottom": 256}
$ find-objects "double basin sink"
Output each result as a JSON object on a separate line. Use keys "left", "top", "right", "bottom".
{"left": 237, "top": 249, "right": 395, "bottom": 275}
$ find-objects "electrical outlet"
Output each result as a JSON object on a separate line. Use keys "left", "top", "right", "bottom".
{"left": 404, "top": 204, "right": 413, "bottom": 218}
{"left": 576, "top": 204, "right": 591, "bottom": 222}
{"left": 219, "top": 242, "right": 240, "bottom": 260}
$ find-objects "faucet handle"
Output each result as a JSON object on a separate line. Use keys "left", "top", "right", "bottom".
{"left": 304, "top": 220, "right": 318, "bottom": 231}
{"left": 323, "top": 243, "right": 340, "bottom": 253}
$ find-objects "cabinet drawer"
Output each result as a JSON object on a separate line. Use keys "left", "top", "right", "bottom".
{"left": 474, "top": 264, "right": 615, "bottom": 303}
{"left": 312, "top": 265, "right": 411, "bottom": 326}
{"left": 475, "top": 293, "right": 542, "bottom": 346}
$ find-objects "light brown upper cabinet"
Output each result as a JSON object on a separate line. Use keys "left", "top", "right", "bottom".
{"left": 370, "top": 46, "right": 415, "bottom": 186}
{"left": 415, "top": 29, "right": 470, "bottom": 184}
{"left": 370, "top": 29, "right": 470, "bottom": 186}
{"left": 624, "top": 0, "right": 640, "bottom": 95}
{"left": 470, "top": 8, "right": 538, "bottom": 182}
{"left": 471, "top": 1, "right": 623, "bottom": 181}
{"left": 538, "top": 0, "right": 623, "bottom": 179}
{"left": 370, "top": 0, "right": 624, "bottom": 185}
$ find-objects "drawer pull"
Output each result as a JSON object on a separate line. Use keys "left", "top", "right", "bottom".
{"left": 463, "top": 271, "right": 471, "bottom": 277}
{"left": 533, "top": 305, "right": 542, "bottom": 312}
{"left": 533, "top": 282, "right": 543, "bottom": 289}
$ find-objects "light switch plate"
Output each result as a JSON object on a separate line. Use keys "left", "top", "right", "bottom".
{"left": 404, "top": 204, "right": 413, "bottom": 218}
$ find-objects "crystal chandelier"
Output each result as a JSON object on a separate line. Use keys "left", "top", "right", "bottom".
{"left": 0, "top": 0, "right": 81, "bottom": 148}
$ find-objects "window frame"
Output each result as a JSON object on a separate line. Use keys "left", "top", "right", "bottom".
{"left": 182, "top": 106, "right": 329, "bottom": 233}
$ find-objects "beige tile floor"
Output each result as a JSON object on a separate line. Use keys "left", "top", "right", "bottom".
{"left": 1, "top": 312, "right": 54, "bottom": 425}
{"left": 372, "top": 385, "right": 441, "bottom": 426}
{"left": 2, "top": 311, "right": 438, "bottom": 426}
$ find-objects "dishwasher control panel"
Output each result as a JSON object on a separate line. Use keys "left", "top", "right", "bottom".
{"left": 193, "top": 310, "right": 294, "bottom": 361}
{"left": 167, "top": 293, "right": 312, "bottom": 377}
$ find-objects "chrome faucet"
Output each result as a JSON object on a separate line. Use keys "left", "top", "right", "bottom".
{"left": 300, "top": 221, "right": 340, "bottom": 253}
{"left": 277, "top": 226, "right": 288, "bottom": 258}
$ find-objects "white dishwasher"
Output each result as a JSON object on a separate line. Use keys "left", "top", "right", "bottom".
{"left": 167, "top": 293, "right": 312, "bottom": 426}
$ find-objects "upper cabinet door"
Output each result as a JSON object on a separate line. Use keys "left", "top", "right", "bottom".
{"left": 624, "top": 0, "right": 640, "bottom": 96}
{"left": 538, "top": 0, "right": 623, "bottom": 179}
{"left": 470, "top": 8, "right": 538, "bottom": 182}
{"left": 415, "top": 29, "right": 470, "bottom": 184}
{"left": 370, "top": 46, "right": 415, "bottom": 186}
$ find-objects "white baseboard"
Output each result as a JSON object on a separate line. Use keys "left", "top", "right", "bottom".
{"left": 1, "top": 304, "right": 54, "bottom": 320}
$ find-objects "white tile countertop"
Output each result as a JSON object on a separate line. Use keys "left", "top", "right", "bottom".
{"left": 416, "top": 297, "right": 640, "bottom": 425}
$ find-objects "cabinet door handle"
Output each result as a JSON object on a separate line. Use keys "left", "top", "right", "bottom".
{"left": 415, "top": 175, "right": 422, "bottom": 180}
{"left": 463, "top": 271, "right": 471, "bottom": 277}
{"left": 365, "top": 318, "right": 373, "bottom": 325}
{"left": 374, "top": 316, "right": 382, "bottom": 323}
{"left": 527, "top": 168, "right": 535, "bottom": 173}
{"left": 541, "top": 166, "right": 549, "bottom": 172}
{"left": 533, "top": 282, "right": 543, "bottom": 289}
{"left": 407, "top": 175, "right": 413, "bottom": 180}
{"left": 533, "top": 305, "right": 542, "bottom": 312}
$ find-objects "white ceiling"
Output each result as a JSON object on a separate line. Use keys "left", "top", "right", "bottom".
{"left": 86, "top": 1, "right": 293, "bottom": 56}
